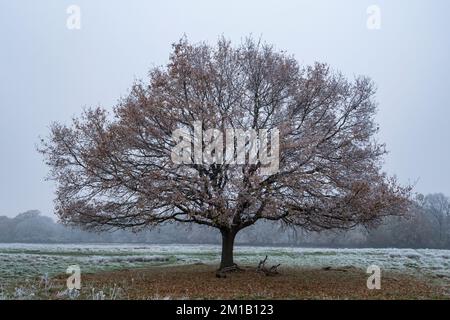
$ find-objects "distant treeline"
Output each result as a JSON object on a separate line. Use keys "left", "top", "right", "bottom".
{"left": 1, "top": 193, "right": 449, "bottom": 248}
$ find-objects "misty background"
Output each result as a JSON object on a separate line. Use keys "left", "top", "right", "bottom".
{"left": 0, "top": 193, "right": 449, "bottom": 249}
{"left": 1, "top": 1, "right": 449, "bottom": 239}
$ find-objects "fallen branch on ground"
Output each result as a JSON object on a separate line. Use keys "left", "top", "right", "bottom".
{"left": 257, "top": 255, "right": 281, "bottom": 276}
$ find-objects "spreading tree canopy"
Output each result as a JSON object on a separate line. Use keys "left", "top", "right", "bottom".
{"left": 40, "top": 37, "right": 411, "bottom": 269}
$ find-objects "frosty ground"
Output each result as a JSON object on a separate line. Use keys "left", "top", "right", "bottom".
{"left": 0, "top": 244, "right": 449, "bottom": 299}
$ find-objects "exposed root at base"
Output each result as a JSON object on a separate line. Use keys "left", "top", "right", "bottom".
{"left": 215, "top": 257, "right": 282, "bottom": 278}
{"left": 216, "top": 264, "right": 244, "bottom": 278}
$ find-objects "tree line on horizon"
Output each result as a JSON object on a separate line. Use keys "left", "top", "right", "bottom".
{"left": 1, "top": 193, "right": 449, "bottom": 249}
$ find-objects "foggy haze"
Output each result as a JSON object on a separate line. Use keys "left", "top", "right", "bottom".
{"left": 1, "top": 0, "right": 449, "bottom": 217}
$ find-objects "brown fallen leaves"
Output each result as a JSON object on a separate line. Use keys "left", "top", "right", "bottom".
{"left": 51, "top": 264, "right": 448, "bottom": 300}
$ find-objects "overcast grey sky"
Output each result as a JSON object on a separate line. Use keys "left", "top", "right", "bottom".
{"left": 0, "top": 0, "right": 449, "bottom": 218}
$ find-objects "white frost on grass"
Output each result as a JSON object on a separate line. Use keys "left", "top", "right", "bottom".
{"left": 1, "top": 244, "right": 450, "bottom": 288}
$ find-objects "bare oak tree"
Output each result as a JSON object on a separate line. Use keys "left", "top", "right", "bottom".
{"left": 40, "top": 37, "right": 411, "bottom": 270}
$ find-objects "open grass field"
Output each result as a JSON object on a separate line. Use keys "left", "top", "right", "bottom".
{"left": 1, "top": 244, "right": 450, "bottom": 299}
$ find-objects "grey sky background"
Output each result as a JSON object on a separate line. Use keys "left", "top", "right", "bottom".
{"left": 0, "top": 0, "right": 449, "bottom": 218}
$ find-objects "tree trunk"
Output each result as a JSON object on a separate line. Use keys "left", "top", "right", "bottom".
{"left": 220, "top": 229, "right": 237, "bottom": 270}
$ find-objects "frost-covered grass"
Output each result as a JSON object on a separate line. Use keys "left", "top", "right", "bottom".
{"left": 1, "top": 243, "right": 450, "bottom": 291}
